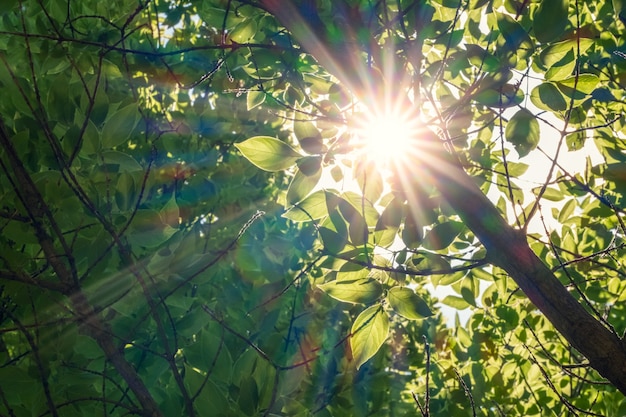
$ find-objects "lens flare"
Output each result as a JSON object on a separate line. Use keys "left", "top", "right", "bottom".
{"left": 351, "top": 110, "right": 422, "bottom": 168}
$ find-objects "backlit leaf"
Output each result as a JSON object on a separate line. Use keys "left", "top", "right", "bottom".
{"left": 296, "top": 155, "right": 322, "bottom": 176}
{"left": 534, "top": 186, "right": 564, "bottom": 201}
{"left": 283, "top": 189, "right": 329, "bottom": 221}
{"left": 286, "top": 167, "right": 322, "bottom": 205}
{"left": 505, "top": 109, "right": 540, "bottom": 157}
{"left": 496, "top": 13, "right": 532, "bottom": 52}
{"left": 355, "top": 160, "right": 383, "bottom": 203}
{"left": 348, "top": 213, "right": 368, "bottom": 246}
{"left": 558, "top": 199, "right": 576, "bottom": 223}
{"left": 441, "top": 295, "right": 470, "bottom": 309}
{"left": 318, "top": 278, "right": 383, "bottom": 304}
{"left": 351, "top": 306, "right": 389, "bottom": 369}
{"left": 294, "top": 120, "right": 320, "bottom": 142}
{"left": 341, "top": 191, "right": 379, "bottom": 226}
{"left": 465, "top": 44, "right": 500, "bottom": 72}
{"left": 533, "top": 0, "right": 569, "bottom": 43}
{"left": 557, "top": 74, "right": 599, "bottom": 94}
{"left": 294, "top": 120, "right": 324, "bottom": 154}
{"left": 530, "top": 83, "right": 567, "bottom": 112}
{"left": 229, "top": 19, "right": 257, "bottom": 43}
{"left": 387, "top": 287, "right": 433, "bottom": 320}
{"left": 422, "top": 221, "right": 464, "bottom": 250}
{"left": 319, "top": 210, "right": 349, "bottom": 253}
{"left": 402, "top": 208, "right": 423, "bottom": 248}
{"left": 539, "top": 39, "right": 593, "bottom": 81}
{"left": 235, "top": 136, "right": 301, "bottom": 171}
{"left": 376, "top": 197, "right": 403, "bottom": 230}
{"left": 246, "top": 90, "right": 265, "bottom": 110}
{"left": 556, "top": 74, "right": 600, "bottom": 102}
{"left": 566, "top": 131, "right": 585, "bottom": 151}
{"left": 614, "top": 0, "right": 626, "bottom": 22}
{"left": 540, "top": 39, "right": 592, "bottom": 68}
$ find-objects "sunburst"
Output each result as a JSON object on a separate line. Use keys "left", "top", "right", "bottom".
{"left": 351, "top": 107, "right": 423, "bottom": 169}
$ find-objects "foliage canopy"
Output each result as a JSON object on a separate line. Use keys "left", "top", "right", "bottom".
{"left": 1, "top": 0, "right": 626, "bottom": 416}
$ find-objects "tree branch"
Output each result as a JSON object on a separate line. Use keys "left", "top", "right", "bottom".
{"left": 0, "top": 118, "right": 164, "bottom": 416}
{"left": 262, "top": 0, "right": 626, "bottom": 396}
{"left": 417, "top": 136, "right": 626, "bottom": 395}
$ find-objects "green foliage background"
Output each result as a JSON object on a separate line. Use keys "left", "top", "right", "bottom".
{"left": 0, "top": 0, "right": 626, "bottom": 416}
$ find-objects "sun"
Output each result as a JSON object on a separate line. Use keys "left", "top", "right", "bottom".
{"left": 351, "top": 109, "right": 421, "bottom": 167}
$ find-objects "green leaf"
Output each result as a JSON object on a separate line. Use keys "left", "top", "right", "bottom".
{"left": 246, "top": 90, "right": 265, "bottom": 110}
{"left": 319, "top": 224, "right": 348, "bottom": 253}
{"left": 505, "top": 109, "right": 540, "bottom": 157}
{"left": 539, "top": 38, "right": 593, "bottom": 80}
{"left": 441, "top": 295, "right": 470, "bottom": 309}
{"left": 0, "top": 0, "right": 18, "bottom": 13}
{"left": 160, "top": 194, "right": 180, "bottom": 228}
{"left": 602, "top": 164, "right": 626, "bottom": 184}
{"left": 534, "top": 186, "right": 564, "bottom": 201}
{"left": 496, "top": 13, "right": 532, "bottom": 52}
{"left": 355, "top": 160, "right": 383, "bottom": 203}
{"left": 341, "top": 191, "right": 379, "bottom": 226}
{"left": 547, "top": 52, "right": 576, "bottom": 81}
{"left": 350, "top": 305, "right": 389, "bottom": 369}
{"left": 239, "top": 376, "right": 259, "bottom": 415}
{"left": 235, "top": 136, "right": 301, "bottom": 171}
{"left": 566, "top": 131, "right": 585, "bottom": 151}
{"left": 304, "top": 73, "right": 334, "bottom": 94}
{"left": 387, "top": 287, "right": 433, "bottom": 319}
{"left": 101, "top": 103, "right": 139, "bottom": 148}
{"left": 283, "top": 189, "right": 329, "bottom": 221}
{"left": 556, "top": 74, "right": 600, "bottom": 104}
{"left": 184, "top": 366, "right": 231, "bottom": 414}
{"left": 376, "top": 197, "right": 403, "bottom": 230}
{"left": 459, "top": 279, "right": 478, "bottom": 307}
{"left": 0, "top": 367, "right": 39, "bottom": 397}
{"left": 465, "top": 44, "right": 500, "bottom": 72}
{"left": 127, "top": 209, "right": 176, "bottom": 248}
{"left": 286, "top": 167, "right": 322, "bottom": 206}
{"left": 533, "top": 0, "right": 569, "bottom": 43}
{"left": 348, "top": 212, "right": 368, "bottom": 246}
{"left": 558, "top": 199, "right": 576, "bottom": 223}
{"left": 115, "top": 171, "right": 136, "bottom": 211}
{"left": 336, "top": 199, "right": 368, "bottom": 246}
{"left": 503, "top": 161, "right": 529, "bottom": 177}
{"left": 614, "top": 0, "right": 626, "bottom": 22}
{"left": 101, "top": 150, "right": 143, "bottom": 172}
{"left": 329, "top": 83, "right": 351, "bottom": 106}
{"left": 530, "top": 83, "right": 567, "bottom": 112}
{"left": 402, "top": 211, "right": 423, "bottom": 248}
{"left": 539, "top": 39, "right": 591, "bottom": 68}
{"left": 375, "top": 197, "right": 403, "bottom": 247}
{"left": 294, "top": 120, "right": 322, "bottom": 143}
{"left": 557, "top": 74, "right": 600, "bottom": 94}
{"left": 229, "top": 19, "right": 257, "bottom": 43}
{"left": 475, "top": 83, "right": 524, "bottom": 108}
{"left": 318, "top": 278, "right": 383, "bottom": 304}
{"left": 422, "top": 221, "right": 464, "bottom": 250}
{"left": 296, "top": 155, "right": 322, "bottom": 176}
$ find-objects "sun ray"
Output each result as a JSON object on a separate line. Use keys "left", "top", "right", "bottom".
{"left": 350, "top": 105, "right": 425, "bottom": 171}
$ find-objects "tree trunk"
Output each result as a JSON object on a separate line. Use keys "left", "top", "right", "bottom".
{"left": 260, "top": 0, "right": 626, "bottom": 396}
{"left": 421, "top": 137, "right": 626, "bottom": 396}
{"left": 0, "top": 119, "right": 165, "bottom": 417}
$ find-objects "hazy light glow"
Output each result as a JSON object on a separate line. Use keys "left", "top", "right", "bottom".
{"left": 352, "top": 109, "right": 421, "bottom": 167}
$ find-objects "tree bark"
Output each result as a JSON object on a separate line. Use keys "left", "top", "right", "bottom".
{"left": 260, "top": 0, "right": 626, "bottom": 396}
{"left": 420, "top": 137, "right": 626, "bottom": 396}
{"left": 0, "top": 119, "right": 165, "bottom": 417}
{"left": 70, "top": 290, "right": 165, "bottom": 417}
